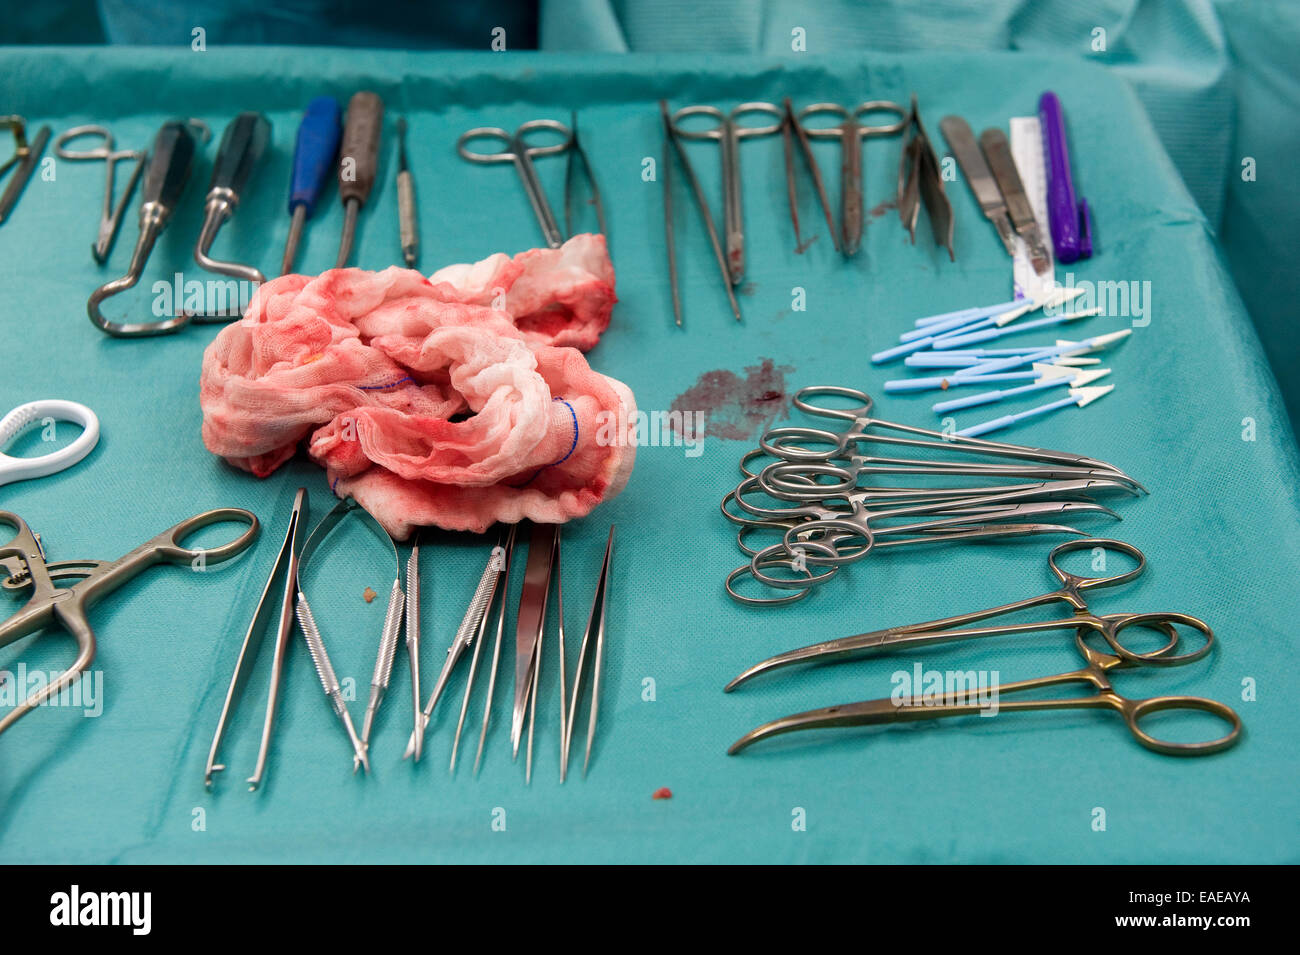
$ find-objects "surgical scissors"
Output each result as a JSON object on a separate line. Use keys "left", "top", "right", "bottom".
{"left": 670, "top": 102, "right": 784, "bottom": 286}
{"left": 727, "top": 540, "right": 1242, "bottom": 757}
{"left": 54, "top": 125, "right": 146, "bottom": 264}
{"left": 795, "top": 101, "right": 908, "bottom": 256}
{"left": 457, "top": 120, "right": 576, "bottom": 249}
{"left": 1, "top": 507, "right": 259, "bottom": 739}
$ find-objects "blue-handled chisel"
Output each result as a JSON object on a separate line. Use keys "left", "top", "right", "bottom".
{"left": 280, "top": 96, "right": 342, "bottom": 275}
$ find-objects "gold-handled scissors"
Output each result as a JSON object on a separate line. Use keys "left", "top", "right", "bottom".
{"left": 1, "top": 508, "right": 259, "bottom": 738}
{"left": 726, "top": 539, "right": 1242, "bottom": 757}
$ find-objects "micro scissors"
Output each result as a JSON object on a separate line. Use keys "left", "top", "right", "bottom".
{"left": 457, "top": 120, "right": 577, "bottom": 249}
{"left": 0, "top": 507, "right": 259, "bottom": 738}
{"left": 794, "top": 101, "right": 908, "bottom": 256}
{"left": 670, "top": 102, "right": 784, "bottom": 286}
{"left": 727, "top": 540, "right": 1242, "bottom": 756}
{"left": 54, "top": 125, "right": 146, "bottom": 264}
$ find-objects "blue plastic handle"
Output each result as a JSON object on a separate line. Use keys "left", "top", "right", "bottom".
{"left": 289, "top": 96, "right": 342, "bottom": 217}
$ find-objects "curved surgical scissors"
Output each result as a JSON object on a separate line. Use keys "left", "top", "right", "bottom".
{"left": 727, "top": 539, "right": 1242, "bottom": 756}
{"left": 55, "top": 125, "right": 146, "bottom": 264}
{"left": 0, "top": 400, "right": 100, "bottom": 488}
{"left": 458, "top": 120, "right": 575, "bottom": 249}
{"left": 671, "top": 103, "right": 784, "bottom": 285}
{"left": 0, "top": 507, "right": 259, "bottom": 738}
{"left": 796, "top": 101, "right": 908, "bottom": 256}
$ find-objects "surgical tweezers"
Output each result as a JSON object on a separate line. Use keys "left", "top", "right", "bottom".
{"left": 205, "top": 488, "right": 307, "bottom": 791}
{"left": 561, "top": 525, "right": 614, "bottom": 780}
{"left": 403, "top": 529, "right": 513, "bottom": 761}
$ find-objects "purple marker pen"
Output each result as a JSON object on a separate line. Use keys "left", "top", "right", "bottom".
{"left": 1039, "top": 91, "right": 1093, "bottom": 263}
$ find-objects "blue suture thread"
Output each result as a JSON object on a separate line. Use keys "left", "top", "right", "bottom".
{"left": 513, "top": 396, "right": 579, "bottom": 488}
{"left": 358, "top": 376, "right": 415, "bottom": 391}
{"left": 546, "top": 397, "right": 579, "bottom": 468}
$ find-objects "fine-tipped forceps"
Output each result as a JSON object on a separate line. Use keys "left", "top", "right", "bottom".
{"left": 897, "top": 94, "right": 955, "bottom": 261}
{"left": 0, "top": 507, "right": 259, "bottom": 740}
{"left": 54, "top": 125, "right": 146, "bottom": 264}
{"left": 512, "top": 522, "right": 559, "bottom": 782}
{"left": 727, "top": 540, "right": 1243, "bottom": 758}
{"left": 402, "top": 528, "right": 513, "bottom": 766}
{"left": 759, "top": 386, "right": 1138, "bottom": 481}
{"left": 794, "top": 100, "right": 908, "bottom": 257}
{"left": 205, "top": 488, "right": 306, "bottom": 791}
{"left": 670, "top": 102, "right": 784, "bottom": 287}
{"left": 561, "top": 525, "right": 614, "bottom": 780}
{"left": 457, "top": 119, "right": 577, "bottom": 249}
{"left": 659, "top": 100, "right": 740, "bottom": 326}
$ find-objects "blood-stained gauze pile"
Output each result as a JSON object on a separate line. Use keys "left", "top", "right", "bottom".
{"left": 199, "top": 234, "right": 636, "bottom": 539}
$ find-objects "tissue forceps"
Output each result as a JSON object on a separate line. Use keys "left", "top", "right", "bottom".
{"left": 727, "top": 540, "right": 1242, "bottom": 757}
{"left": 795, "top": 101, "right": 908, "bottom": 256}
{"left": 457, "top": 120, "right": 575, "bottom": 249}
{"left": 205, "top": 488, "right": 306, "bottom": 791}
{"left": 54, "top": 125, "right": 146, "bottom": 264}
{"left": 671, "top": 102, "right": 783, "bottom": 286}
{"left": 0, "top": 507, "right": 259, "bottom": 739}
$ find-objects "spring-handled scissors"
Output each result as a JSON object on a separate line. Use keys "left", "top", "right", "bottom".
{"left": 0, "top": 507, "right": 259, "bottom": 738}
{"left": 795, "top": 101, "right": 908, "bottom": 256}
{"left": 0, "top": 400, "right": 100, "bottom": 488}
{"left": 670, "top": 103, "right": 784, "bottom": 286}
{"left": 458, "top": 120, "right": 576, "bottom": 249}
{"left": 727, "top": 539, "right": 1242, "bottom": 756}
{"left": 54, "top": 125, "right": 147, "bottom": 264}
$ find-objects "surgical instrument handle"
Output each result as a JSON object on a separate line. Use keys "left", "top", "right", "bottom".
{"left": 195, "top": 112, "right": 272, "bottom": 287}
{"left": 338, "top": 91, "right": 383, "bottom": 207}
{"left": 396, "top": 117, "right": 418, "bottom": 267}
{"left": 290, "top": 97, "right": 342, "bottom": 217}
{"left": 335, "top": 91, "right": 383, "bottom": 267}
{"left": 87, "top": 121, "right": 198, "bottom": 337}
{"left": 208, "top": 111, "right": 271, "bottom": 200}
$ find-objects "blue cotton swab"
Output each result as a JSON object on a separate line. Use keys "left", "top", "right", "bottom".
{"left": 932, "top": 365, "right": 1111, "bottom": 413}
{"left": 956, "top": 385, "right": 1115, "bottom": 437}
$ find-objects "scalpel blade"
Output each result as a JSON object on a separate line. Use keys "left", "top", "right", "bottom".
{"left": 978, "top": 127, "right": 1051, "bottom": 274}
{"left": 940, "top": 116, "right": 1015, "bottom": 256}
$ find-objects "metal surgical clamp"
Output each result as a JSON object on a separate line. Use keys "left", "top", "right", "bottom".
{"left": 193, "top": 112, "right": 273, "bottom": 302}
{"left": 86, "top": 119, "right": 210, "bottom": 337}
{"left": 670, "top": 102, "right": 783, "bottom": 285}
{"left": 512, "top": 523, "right": 559, "bottom": 779}
{"left": 205, "top": 488, "right": 307, "bottom": 791}
{"left": 795, "top": 100, "right": 908, "bottom": 257}
{"left": 54, "top": 125, "right": 146, "bottom": 264}
{"left": 0, "top": 507, "right": 259, "bottom": 740}
{"left": 898, "top": 95, "right": 955, "bottom": 261}
{"left": 726, "top": 540, "right": 1242, "bottom": 758}
{"left": 457, "top": 119, "right": 575, "bottom": 249}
